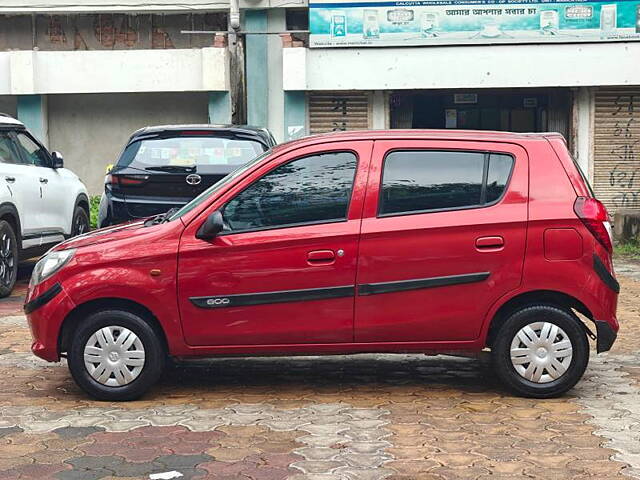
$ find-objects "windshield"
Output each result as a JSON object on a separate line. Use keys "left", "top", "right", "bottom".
{"left": 117, "top": 135, "right": 266, "bottom": 170}
{"left": 168, "top": 149, "right": 273, "bottom": 221}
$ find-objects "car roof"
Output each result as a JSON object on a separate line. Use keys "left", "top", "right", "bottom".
{"left": 272, "top": 129, "right": 564, "bottom": 153}
{"left": 0, "top": 113, "right": 25, "bottom": 127}
{"left": 129, "top": 124, "right": 275, "bottom": 145}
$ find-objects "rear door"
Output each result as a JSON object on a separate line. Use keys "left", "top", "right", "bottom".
{"left": 355, "top": 140, "right": 528, "bottom": 343}
{"left": 177, "top": 141, "right": 372, "bottom": 346}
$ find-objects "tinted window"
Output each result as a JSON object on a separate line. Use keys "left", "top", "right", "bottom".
{"left": 223, "top": 152, "right": 357, "bottom": 232}
{"left": 381, "top": 151, "right": 484, "bottom": 215}
{"left": 380, "top": 150, "right": 514, "bottom": 216}
{"left": 0, "top": 134, "right": 18, "bottom": 164}
{"left": 13, "top": 133, "right": 49, "bottom": 167}
{"left": 486, "top": 153, "right": 514, "bottom": 203}
{"left": 118, "top": 136, "right": 266, "bottom": 170}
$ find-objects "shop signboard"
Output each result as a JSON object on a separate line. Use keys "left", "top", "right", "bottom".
{"left": 309, "top": 0, "right": 640, "bottom": 47}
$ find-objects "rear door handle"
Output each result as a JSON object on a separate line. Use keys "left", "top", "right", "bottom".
{"left": 39, "top": 177, "right": 48, "bottom": 184}
{"left": 307, "top": 249, "right": 336, "bottom": 265}
{"left": 476, "top": 236, "right": 504, "bottom": 249}
{"left": 4, "top": 176, "right": 15, "bottom": 183}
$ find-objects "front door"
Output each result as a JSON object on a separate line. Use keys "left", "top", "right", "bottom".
{"left": 12, "top": 132, "right": 68, "bottom": 238}
{"left": 355, "top": 140, "right": 528, "bottom": 343}
{"left": 178, "top": 141, "right": 373, "bottom": 346}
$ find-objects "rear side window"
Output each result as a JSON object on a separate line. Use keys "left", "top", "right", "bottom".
{"left": 380, "top": 150, "right": 514, "bottom": 216}
{"left": 223, "top": 151, "right": 357, "bottom": 232}
{"left": 0, "top": 133, "right": 17, "bottom": 164}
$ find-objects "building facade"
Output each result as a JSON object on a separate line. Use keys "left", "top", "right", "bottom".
{"left": 1, "top": 0, "right": 639, "bottom": 216}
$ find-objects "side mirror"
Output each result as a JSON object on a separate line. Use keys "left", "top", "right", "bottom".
{"left": 51, "top": 151, "right": 64, "bottom": 169}
{"left": 196, "top": 210, "right": 224, "bottom": 240}
{"left": 105, "top": 163, "right": 114, "bottom": 174}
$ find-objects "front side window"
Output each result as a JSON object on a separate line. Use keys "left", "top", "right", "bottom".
{"left": 223, "top": 151, "right": 357, "bottom": 232}
{"left": 380, "top": 150, "right": 514, "bottom": 216}
{"left": 13, "top": 133, "right": 49, "bottom": 167}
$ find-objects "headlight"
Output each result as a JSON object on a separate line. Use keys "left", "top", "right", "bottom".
{"left": 31, "top": 249, "right": 76, "bottom": 286}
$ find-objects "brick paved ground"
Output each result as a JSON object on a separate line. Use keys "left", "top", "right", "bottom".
{"left": 0, "top": 262, "right": 638, "bottom": 480}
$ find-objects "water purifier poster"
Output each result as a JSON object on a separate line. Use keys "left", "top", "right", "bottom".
{"left": 309, "top": 0, "right": 640, "bottom": 47}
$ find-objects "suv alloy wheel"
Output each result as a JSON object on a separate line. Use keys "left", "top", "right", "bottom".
{"left": 0, "top": 220, "right": 18, "bottom": 298}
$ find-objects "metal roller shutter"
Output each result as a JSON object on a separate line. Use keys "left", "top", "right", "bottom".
{"left": 593, "top": 88, "right": 640, "bottom": 214}
{"left": 308, "top": 92, "right": 371, "bottom": 135}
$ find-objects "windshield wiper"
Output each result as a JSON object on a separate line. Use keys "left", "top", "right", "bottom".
{"left": 144, "top": 165, "right": 196, "bottom": 173}
{"left": 145, "top": 207, "right": 180, "bottom": 226}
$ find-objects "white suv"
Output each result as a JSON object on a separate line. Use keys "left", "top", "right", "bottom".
{"left": 0, "top": 114, "right": 89, "bottom": 296}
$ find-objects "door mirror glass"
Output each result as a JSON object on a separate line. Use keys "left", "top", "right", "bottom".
{"left": 51, "top": 151, "right": 64, "bottom": 169}
{"left": 196, "top": 210, "right": 224, "bottom": 240}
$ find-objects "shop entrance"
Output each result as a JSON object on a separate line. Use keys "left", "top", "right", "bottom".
{"left": 390, "top": 89, "right": 571, "bottom": 140}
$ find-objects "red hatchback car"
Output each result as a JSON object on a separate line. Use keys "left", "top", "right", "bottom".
{"left": 25, "top": 130, "right": 619, "bottom": 401}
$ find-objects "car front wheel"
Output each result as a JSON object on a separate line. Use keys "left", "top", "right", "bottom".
{"left": 492, "top": 305, "right": 589, "bottom": 398}
{"left": 0, "top": 220, "right": 18, "bottom": 298}
{"left": 71, "top": 205, "right": 90, "bottom": 237}
{"left": 67, "top": 310, "right": 165, "bottom": 401}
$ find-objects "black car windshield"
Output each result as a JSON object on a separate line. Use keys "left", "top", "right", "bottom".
{"left": 117, "top": 135, "right": 266, "bottom": 170}
{"left": 167, "top": 149, "right": 272, "bottom": 221}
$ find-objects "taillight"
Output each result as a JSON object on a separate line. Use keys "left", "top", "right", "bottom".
{"left": 105, "top": 174, "right": 149, "bottom": 187}
{"left": 574, "top": 196, "right": 613, "bottom": 253}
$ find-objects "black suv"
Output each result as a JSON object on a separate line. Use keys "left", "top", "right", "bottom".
{"left": 98, "top": 125, "right": 276, "bottom": 228}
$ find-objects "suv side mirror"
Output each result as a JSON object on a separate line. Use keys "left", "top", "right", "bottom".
{"left": 196, "top": 210, "right": 224, "bottom": 240}
{"left": 51, "top": 151, "right": 64, "bottom": 169}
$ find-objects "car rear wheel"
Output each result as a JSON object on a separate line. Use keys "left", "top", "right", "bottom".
{"left": 492, "top": 305, "right": 589, "bottom": 398}
{"left": 0, "top": 220, "right": 18, "bottom": 298}
{"left": 67, "top": 310, "right": 165, "bottom": 401}
{"left": 71, "top": 205, "right": 90, "bottom": 237}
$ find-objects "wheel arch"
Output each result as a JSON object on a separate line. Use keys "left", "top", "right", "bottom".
{"left": 485, "top": 289, "right": 594, "bottom": 348}
{"left": 58, "top": 297, "right": 169, "bottom": 356}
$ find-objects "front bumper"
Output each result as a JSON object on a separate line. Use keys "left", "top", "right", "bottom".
{"left": 595, "top": 320, "right": 617, "bottom": 353}
{"left": 25, "top": 282, "right": 76, "bottom": 362}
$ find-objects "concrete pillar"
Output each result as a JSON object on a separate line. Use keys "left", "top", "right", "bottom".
{"left": 245, "top": 10, "right": 268, "bottom": 128}
{"left": 17, "top": 94, "right": 48, "bottom": 147}
{"left": 371, "top": 91, "right": 387, "bottom": 130}
{"left": 208, "top": 92, "right": 232, "bottom": 125}
{"left": 572, "top": 87, "right": 594, "bottom": 181}
{"left": 284, "top": 91, "right": 306, "bottom": 141}
{"left": 267, "top": 9, "right": 286, "bottom": 142}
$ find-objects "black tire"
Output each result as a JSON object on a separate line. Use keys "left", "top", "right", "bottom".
{"left": 71, "top": 205, "right": 90, "bottom": 237}
{"left": 67, "top": 310, "right": 165, "bottom": 401}
{"left": 492, "top": 305, "right": 589, "bottom": 398}
{"left": 0, "top": 220, "right": 18, "bottom": 298}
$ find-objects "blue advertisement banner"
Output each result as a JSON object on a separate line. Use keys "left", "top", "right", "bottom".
{"left": 309, "top": 0, "right": 640, "bottom": 47}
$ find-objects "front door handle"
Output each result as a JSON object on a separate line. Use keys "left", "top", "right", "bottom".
{"left": 39, "top": 177, "right": 48, "bottom": 184}
{"left": 307, "top": 250, "right": 336, "bottom": 265}
{"left": 476, "top": 236, "right": 504, "bottom": 250}
{"left": 4, "top": 176, "right": 15, "bottom": 183}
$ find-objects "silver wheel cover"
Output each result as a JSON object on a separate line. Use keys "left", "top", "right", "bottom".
{"left": 83, "top": 326, "right": 145, "bottom": 387}
{"left": 510, "top": 321, "right": 573, "bottom": 384}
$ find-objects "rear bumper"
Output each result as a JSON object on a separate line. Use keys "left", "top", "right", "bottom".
{"left": 99, "top": 192, "right": 188, "bottom": 227}
{"left": 25, "top": 282, "right": 76, "bottom": 362}
{"left": 595, "top": 320, "right": 617, "bottom": 353}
